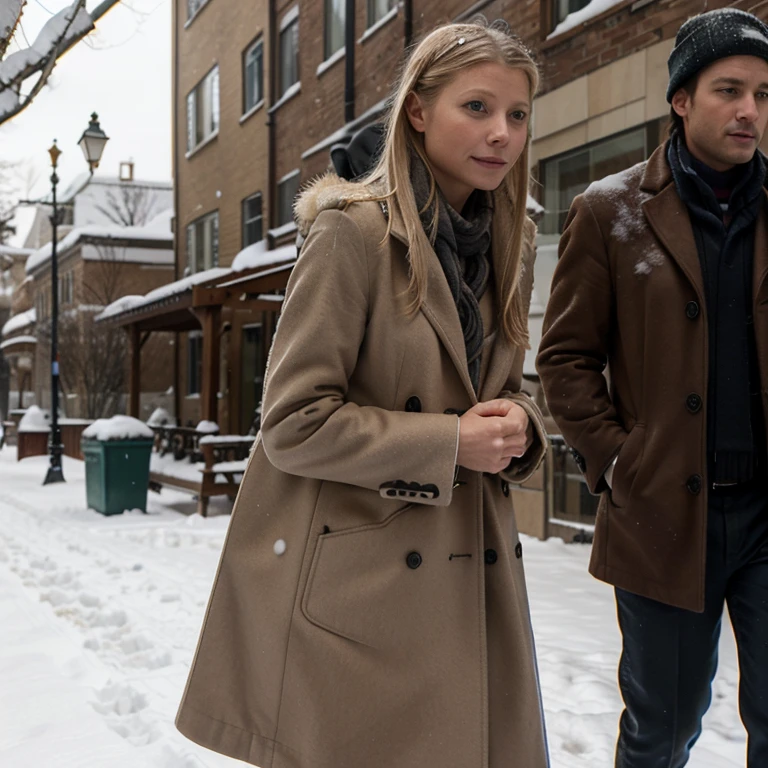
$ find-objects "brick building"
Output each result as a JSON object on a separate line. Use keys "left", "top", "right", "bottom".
{"left": 105, "top": 0, "right": 765, "bottom": 531}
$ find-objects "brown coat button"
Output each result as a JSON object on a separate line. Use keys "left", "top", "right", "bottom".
{"left": 686, "top": 474, "right": 702, "bottom": 495}
{"left": 515, "top": 542, "right": 523, "bottom": 559}
{"left": 405, "top": 396, "right": 422, "bottom": 412}
{"left": 484, "top": 549, "right": 498, "bottom": 565}
{"left": 686, "top": 301, "right": 699, "bottom": 319}
{"left": 686, "top": 394, "right": 702, "bottom": 413}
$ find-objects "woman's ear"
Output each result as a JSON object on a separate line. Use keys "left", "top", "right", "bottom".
{"left": 404, "top": 92, "right": 427, "bottom": 134}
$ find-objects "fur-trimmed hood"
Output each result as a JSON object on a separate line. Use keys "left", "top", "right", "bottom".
{"left": 294, "top": 172, "right": 385, "bottom": 239}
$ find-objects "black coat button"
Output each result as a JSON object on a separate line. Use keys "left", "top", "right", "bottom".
{"left": 686, "top": 394, "right": 702, "bottom": 413}
{"left": 515, "top": 542, "right": 523, "bottom": 559}
{"left": 686, "top": 301, "right": 700, "bottom": 320}
{"left": 484, "top": 548, "right": 498, "bottom": 565}
{"left": 501, "top": 480, "right": 510, "bottom": 497}
{"left": 686, "top": 474, "right": 702, "bottom": 495}
{"left": 405, "top": 396, "right": 422, "bottom": 413}
{"left": 406, "top": 551, "right": 422, "bottom": 569}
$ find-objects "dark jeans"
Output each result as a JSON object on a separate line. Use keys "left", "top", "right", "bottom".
{"left": 615, "top": 478, "right": 768, "bottom": 768}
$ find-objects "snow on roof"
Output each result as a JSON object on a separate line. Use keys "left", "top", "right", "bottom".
{"left": 0, "top": 334, "right": 36, "bottom": 351}
{"left": 231, "top": 240, "right": 297, "bottom": 272}
{"left": 1, "top": 307, "right": 36, "bottom": 338}
{"left": 25, "top": 217, "right": 174, "bottom": 275}
{"left": 53, "top": 173, "right": 173, "bottom": 205}
{"left": 82, "top": 415, "right": 154, "bottom": 442}
{"left": 547, "top": 0, "right": 625, "bottom": 39}
{"left": 0, "top": 1, "right": 93, "bottom": 84}
{"left": 96, "top": 266, "right": 230, "bottom": 321}
{"left": 0, "top": 245, "right": 34, "bottom": 258}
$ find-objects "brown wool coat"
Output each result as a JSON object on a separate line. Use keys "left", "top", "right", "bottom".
{"left": 537, "top": 143, "right": 768, "bottom": 613}
{"left": 175, "top": 174, "right": 550, "bottom": 768}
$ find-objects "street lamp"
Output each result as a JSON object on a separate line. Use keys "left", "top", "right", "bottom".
{"left": 43, "top": 114, "right": 109, "bottom": 485}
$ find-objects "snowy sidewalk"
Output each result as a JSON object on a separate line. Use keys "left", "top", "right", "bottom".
{"left": 0, "top": 448, "right": 747, "bottom": 767}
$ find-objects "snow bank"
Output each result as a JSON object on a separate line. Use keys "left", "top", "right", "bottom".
{"left": 548, "top": 0, "right": 625, "bottom": 39}
{"left": 18, "top": 406, "right": 50, "bottom": 433}
{"left": 82, "top": 416, "right": 154, "bottom": 442}
{"left": 195, "top": 420, "right": 219, "bottom": 434}
{"left": 231, "top": 241, "right": 297, "bottom": 272}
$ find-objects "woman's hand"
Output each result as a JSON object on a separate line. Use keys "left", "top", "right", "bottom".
{"left": 456, "top": 399, "right": 533, "bottom": 474}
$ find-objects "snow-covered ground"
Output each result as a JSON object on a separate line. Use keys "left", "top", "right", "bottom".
{"left": 0, "top": 447, "right": 745, "bottom": 767}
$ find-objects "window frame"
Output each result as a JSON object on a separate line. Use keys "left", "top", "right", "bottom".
{"left": 186, "top": 210, "right": 220, "bottom": 274}
{"left": 539, "top": 125, "right": 648, "bottom": 235}
{"left": 242, "top": 192, "right": 264, "bottom": 248}
{"left": 278, "top": 10, "right": 300, "bottom": 98}
{"left": 276, "top": 170, "right": 300, "bottom": 228}
{"left": 366, "top": 0, "right": 395, "bottom": 29}
{"left": 324, "top": 0, "right": 345, "bottom": 61}
{"left": 186, "top": 65, "right": 220, "bottom": 154}
{"left": 243, "top": 36, "right": 265, "bottom": 115}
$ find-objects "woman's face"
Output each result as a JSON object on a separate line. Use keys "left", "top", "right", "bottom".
{"left": 406, "top": 60, "right": 531, "bottom": 212}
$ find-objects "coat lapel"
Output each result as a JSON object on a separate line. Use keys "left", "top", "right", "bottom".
{"left": 388, "top": 201, "right": 478, "bottom": 403}
{"left": 642, "top": 186, "right": 705, "bottom": 302}
{"left": 753, "top": 191, "right": 768, "bottom": 306}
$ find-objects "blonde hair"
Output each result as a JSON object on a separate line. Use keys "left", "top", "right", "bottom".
{"left": 362, "top": 19, "right": 539, "bottom": 346}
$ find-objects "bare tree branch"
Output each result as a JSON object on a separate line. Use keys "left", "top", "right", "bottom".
{"left": 95, "top": 186, "right": 160, "bottom": 227}
{"left": 0, "top": 0, "right": 121, "bottom": 125}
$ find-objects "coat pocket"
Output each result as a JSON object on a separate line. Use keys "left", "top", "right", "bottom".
{"left": 610, "top": 424, "right": 645, "bottom": 508}
{"left": 301, "top": 502, "right": 436, "bottom": 649}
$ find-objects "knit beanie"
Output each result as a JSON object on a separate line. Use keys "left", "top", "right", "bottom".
{"left": 667, "top": 9, "right": 768, "bottom": 102}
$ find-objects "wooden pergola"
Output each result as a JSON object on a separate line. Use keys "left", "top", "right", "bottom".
{"left": 99, "top": 260, "right": 294, "bottom": 433}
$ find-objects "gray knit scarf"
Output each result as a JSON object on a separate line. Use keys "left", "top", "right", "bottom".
{"left": 410, "top": 155, "right": 493, "bottom": 392}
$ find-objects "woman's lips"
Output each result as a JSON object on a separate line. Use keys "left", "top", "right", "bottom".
{"left": 472, "top": 156, "right": 507, "bottom": 169}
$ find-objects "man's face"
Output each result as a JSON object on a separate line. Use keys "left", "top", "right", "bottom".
{"left": 672, "top": 55, "right": 768, "bottom": 171}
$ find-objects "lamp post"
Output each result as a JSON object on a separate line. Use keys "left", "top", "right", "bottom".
{"left": 43, "top": 114, "right": 109, "bottom": 486}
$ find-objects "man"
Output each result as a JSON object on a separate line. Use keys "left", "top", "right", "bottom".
{"left": 537, "top": 9, "right": 768, "bottom": 767}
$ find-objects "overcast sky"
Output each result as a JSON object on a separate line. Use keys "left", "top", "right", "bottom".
{"left": 1, "top": 0, "right": 172, "bottom": 243}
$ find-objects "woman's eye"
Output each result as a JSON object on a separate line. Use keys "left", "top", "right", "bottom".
{"left": 466, "top": 100, "right": 485, "bottom": 113}
{"left": 511, "top": 110, "right": 527, "bottom": 121}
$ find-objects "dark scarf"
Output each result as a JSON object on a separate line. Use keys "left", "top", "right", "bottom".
{"left": 667, "top": 133, "right": 766, "bottom": 484}
{"left": 410, "top": 155, "right": 493, "bottom": 392}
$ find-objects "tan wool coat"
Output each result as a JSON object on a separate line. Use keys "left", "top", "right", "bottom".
{"left": 176, "top": 174, "right": 550, "bottom": 768}
{"left": 537, "top": 144, "right": 768, "bottom": 613}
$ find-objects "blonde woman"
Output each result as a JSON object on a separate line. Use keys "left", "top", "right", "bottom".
{"left": 177, "top": 20, "right": 549, "bottom": 768}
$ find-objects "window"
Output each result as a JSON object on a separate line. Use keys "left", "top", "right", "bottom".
{"left": 187, "top": 66, "right": 220, "bottom": 153}
{"left": 186, "top": 211, "right": 219, "bottom": 273}
{"left": 277, "top": 171, "right": 300, "bottom": 227}
{"left": 187, "top": 332, "right": 203, "bottom": 396}
{"left": 243, "top": 38, "right": 264, "bottom": 113}
{"left": 58, "top": 272, "right": 74, "bottom": 306}
{"left": 553, "top": 0, "right": 591, "bottom": 28}
{"left": 367, "top": 0, "right": 395, "bottom": 28}
{"left": 324, "top": 0, "right": 345, "bottom": 60}
{"left": 242, "top": 193, "right": 263, "bottom": 247}
{"left": 279, "top": 13, "right": 299, "bottom": 97}
{"left": 540, "top": 127, "right": 647, "bottom": 235}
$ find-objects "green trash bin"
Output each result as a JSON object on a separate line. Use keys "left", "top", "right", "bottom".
{"left": 82, "top": 438, "right": 154, "bottom": 515}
